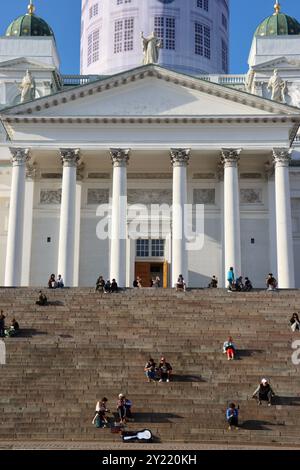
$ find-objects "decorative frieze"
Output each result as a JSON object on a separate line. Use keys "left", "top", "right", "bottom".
{"left": 193, "top": 173, "right": 215, "bottom": 180}
{"left": 110, "top": 148, "right": 130, "bottom": 167}
{"left": 9, "top": 148, "right": 31, "bottom": 167}
{"left": 40, "top": 189, "right": 62, "bottom": 205}
{"left": 170, "top": 148, "right": 190, "bottom": 167}
{"left": 240, "top": 189, "right": 262, "bottom": 204}
{"left": 88, "top": 173, "right": 110, "bottom": 179}
{"left": 127, "top": 189, "right": 172, "bottom": 206}
{"left": 128, "top": 173, "right": 172, "bottom": 180}
{"left": 193, "top": 189, "right": 215, "bottom": 205}
{"left": 87, "top": 189, "right": 109, "bottom": 205}
{"left": 240, "top": 173, "right": 262, "bottom": 179}
{"left": 41, "top": 173, "right": 62, "bottom": 179}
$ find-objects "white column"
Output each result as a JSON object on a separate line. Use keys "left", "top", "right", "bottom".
{"left": 265, "top": 163, "right": 278, "bottom": 279}
{"left": 109, "top": 148, "right": 130, "bottom": 287}
{"left": 21, "top": 162, "right": 37, "bottom": 286}
{"left": 171, "top": 148, "right": 190, "bottom": 287}
{"left": 57, "top": 148, "right": 80, "bottom": 287}
{"left": 273, "top": 148, "right": 295, "bottom": 288}
{"left": 222, "top": 148, "right": 242, "bottom": 284}
{"left": 5, "top": 148, "right": 30, "bottom": 287}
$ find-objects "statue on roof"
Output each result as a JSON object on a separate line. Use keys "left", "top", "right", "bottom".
{"left": 141, "top": 31, "right": 162, "bottom": 65}
{"left": 19, "top": 70, "right": 36, "bottom": 103}
{"left": 267, "top": 69, "right": 288, "bottom": 103}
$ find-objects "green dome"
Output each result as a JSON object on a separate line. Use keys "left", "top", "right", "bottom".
{"left": 255, "top": 13, "right": 300, "bottom": 37}
{"left": 5, "top": 13, "right": 55, "bottom": 39}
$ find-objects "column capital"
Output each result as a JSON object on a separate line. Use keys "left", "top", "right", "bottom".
{"left": 9, "top": 148, "right": 31, "bottom": 167}
{"left": 273, "top": 148, "right": 291, "bottom": 167}
{"left": 60, "top": 148, "right": 81, "bottom": 167}
{"left": 170, "top": 148, "right": 190, "bottom": 167}
{"left": 221, "top": 148, "right": 242, "bottom": 167}
{"left": 110, "top": 148, "right": 130, "bottom": 167}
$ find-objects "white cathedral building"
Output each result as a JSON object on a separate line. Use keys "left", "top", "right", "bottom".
{"left": 0, "top": 0, "right": 300, "bottom": 289}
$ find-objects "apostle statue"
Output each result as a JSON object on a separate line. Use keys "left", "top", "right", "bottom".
{"left": 19, "top": 70, "right": 36, "bottom": 103}
{"left": 267, "top": 69, "right": 288, "bottom": 103}
{"left": 141, "top": 31, "right": 162, "bottom": 65}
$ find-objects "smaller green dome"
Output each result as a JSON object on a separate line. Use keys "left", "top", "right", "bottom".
{"left": 5, "top": 13, "right": 55, "bottom": 39}
{"left": 255, "top": 12, "right": 300, "bottom": 37}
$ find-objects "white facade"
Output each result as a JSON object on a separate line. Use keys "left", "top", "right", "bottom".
{"left": 0, "top": 65, "right": 299, "bottom": 289}
{"left": 80, "top": 0, "right": 230, "bottom": 76}
{"left": 0, "top": 2, "right": 300, "bottom": 290}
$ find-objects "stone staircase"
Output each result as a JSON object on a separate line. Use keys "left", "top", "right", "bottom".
{"left": 0, "top": 288, "right": 300, "bottom": 447}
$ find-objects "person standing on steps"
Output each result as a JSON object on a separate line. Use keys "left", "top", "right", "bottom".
{"left": 92, "top": 397, "right": 110, "bottom": 428}
{"left": 252, "top": 378, "right": 275, "bottom": 406}
{"left": 226, "top": 403, "right": 239, "bottom": 430}
{"left": 227, "top": 267, "right": 235, "bottom": 291}
{"left": 0, "top": 311, "right": 6, "bottom": 338}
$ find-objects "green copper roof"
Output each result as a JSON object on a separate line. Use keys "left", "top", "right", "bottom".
{"left": 5, "top": 13, "right": 55, "bottom": 39}
{"left": 255, "top": 13, "right": 300, "bottom": 37}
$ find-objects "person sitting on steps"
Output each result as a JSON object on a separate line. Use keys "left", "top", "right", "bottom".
{"left": 208, "top": 275, "right": 218, "bottom": 288}
{"left": 144, "top": 357, "right": 156, "bottom": 382}
{"left": 290, "top": 313, "right": 300, "bottom": 332}
{"left": 226, "top": 403, "right": 239, "bottom": 430}
{"left": 252, "top": 378, "right": 275, "bottom": 406}
{"left": 111, "top": 279, "right": 119, "bottom": 293}
{"left": 36, "top": 291, "right": 48, "bottom": 306}
{"left": 124, "top": 395, "right": 133, "bottom": 421}
{"left": 57, "top": 275, "right": 64, "bottom": 288}
{"left": 48, "top": 274, "right": 57, "bottom": 289}
{"left": 158, "top": 356, "right": 172, "bottom": 382}
{"left": 5, "top": 318, "right": 20, "bottom": 337}
{"left": 223, "top": 336, "right": 236, "bottom": 361}
{"left": 92, "top": 397, "right": 110, "bottom": 428}
{"left": 243, "top": 277, "right": 253, "bottom": 292}
{"left": 95, "top": 275, "right": 105, "bottom": 293}
{"left": 104, "top": 280, "right": 111, "bottom": 293}
{"left": 266, "top": 273, "right": 278, "bottom": 291}
{"left": 176, "top": 275, "right": 186, "bottom": 292}
{"left": 235, "top": 276, "right": 244, "bottom": 292}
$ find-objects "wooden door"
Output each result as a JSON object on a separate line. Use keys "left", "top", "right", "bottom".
{"left": 135, "top": 262, "right": 151, "bottom": 287}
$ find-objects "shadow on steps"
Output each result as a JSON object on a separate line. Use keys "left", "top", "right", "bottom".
{"left": 240, "top": 420, "right": 276, "bottom": 431}
{"left": 172, "top": 374, "right": 205, "bottom": 383}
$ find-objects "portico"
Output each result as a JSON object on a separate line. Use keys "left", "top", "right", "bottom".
{"left": 1, "top": 65, "right": 300, "bottom": 288}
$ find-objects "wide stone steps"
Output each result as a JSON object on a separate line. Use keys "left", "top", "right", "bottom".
{"left": 1, "top": 288, "right": 300, "bottom": 447}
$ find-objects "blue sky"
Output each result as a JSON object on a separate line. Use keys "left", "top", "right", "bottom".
{"left": 1, "top": 0, "right": 300, "bottom": 74}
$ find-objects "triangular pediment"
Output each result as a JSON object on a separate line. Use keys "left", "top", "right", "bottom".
{"left": 253, "top": 57, "right": 300, "bottom": 72}
{"left": 1, "top": 65, "right": 300, "bottom": 118}
{"left": 0, "top": 57, "right": 54, "bottom": 71}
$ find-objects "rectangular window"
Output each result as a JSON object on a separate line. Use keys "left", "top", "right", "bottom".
{"left": 195, "top": 22, "right": 210, "bottom": 59}
{"left": 136, "top": 240, "right": 165, "bottom": 258}
{"left": 151, "top": 240, "right": 165, "bottom": 257}
{"left": 154, "top": 16, "right": 175, "bottom": 50}
{"left": 197, "top": 0, "right": 209, "bottom": 11}
{"left": 136, "top": 240, "right": 150, "bottom": 257}
{"left": 89, "top": 3, "right": 99, "bottom": 20}
{"left": 222, "top": 39, "right": 228, "bottom": 72}
{"left": 114, "top": 17, "right": 134, "bottom": 53}
{"left": 117, "top": 0, "right": 132, "bottom": 4}
{"left": 222, "top": 13, "right": 228, "bottom": 30}
{"left": 87, "top": 29, "right": 100, "bottom": 66}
